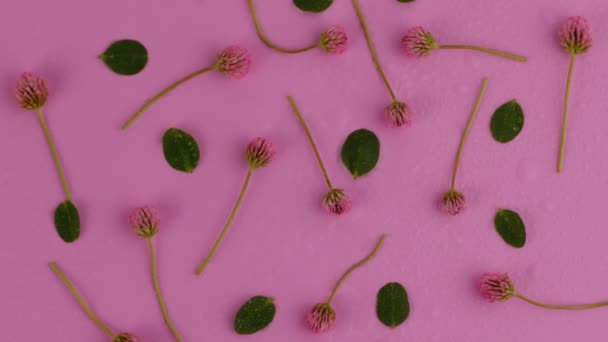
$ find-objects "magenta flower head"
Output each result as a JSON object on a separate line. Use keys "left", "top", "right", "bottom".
{"left": 129, "top": 207, "right": 160, "bottom": 238}
{"left": 15, "top": 72, "right": 48, "bottom": 110}
{"left": 306, "top": 303, "right": 336, "bottom": 333}
{"left": 440, "top": 190, "right": 466, "bottom": 216}
{"left": 560, "top": 16, "right": 592, "bottom": 55}
{"left": 479, "top": 273, "right": 515, "bottom": 302}
{"left": 384, "top": 101, "right": 413, "bottom": 128}
{"left": 402, "top": 26, "right": 438, "bottom": 57}
{"left": 113, "top": 333, "right": 140, "bottom": 342}
{"left": 216, "top": 46, "right": 252, "bottom": 79}
{"left": 323, "top": 189, "right": 352, "bottom": 215}
{"left": 246, "top": 137, "right": 275, "bottom": 170}
{"left": 320, "top": 26, "right": 348, "bottom": 54}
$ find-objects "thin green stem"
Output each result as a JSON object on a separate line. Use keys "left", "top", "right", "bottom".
{"left": 327, "top": 235, "right": 386, "bottom": 304}
{"left": 558, "top": 54, "right": 576, "bottom": 173}
{"left": 351, "top": 0, "right": 397, "bottom": 101}
{"left": 248, "top": 0, "right": 320, "bottom": 54}
{"left": 147, "top": 238, "right": 182, "bottom": 342}
{"left": 287, "top": 96, "right": 333, "bottom": 189}
{"left": 49, "top": 262, "right": 115, "bottom": 338}
{"left": 451, "top": 77, "right": 488, "bottom": 190}
{"left": 122, "top": 65, "right": 217, "bottom": 130}
{"left": 439, "top": 45, "right": 528, "bottom": 62}
{"left": 516, "top": 293, "right": 608, "bottom": 310}
{"left": 36, "top": 109, "right": 72, "bottom": 201}
{"left": 196, "top": 169, "right": 253, "bottom": 276}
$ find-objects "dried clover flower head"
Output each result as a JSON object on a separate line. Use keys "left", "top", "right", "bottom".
{"left": 323, "top": 188, "right": 352, "bottom": 215}
{"left": 384, "top": 101, "right": 413, "bottom": 128}
{"left": 440, "top": 190, "right": 466, "bottom": 216}
{"left": 216, "top": 46, "right": 252, "bottom": 79}
{"left": 402, "top": 26, "right": 438, "bottom": 57}
{"left": 246, "top": 137, "right": 275, "bottom": 170}
{"left": 559, "top": 16, "right": 592, "bottom": 55}
{"left": 479, "top": 273, "right": 515, "bottom": 302}
{"left": 15, "top": 72, "right": 48, "bottom": 110}
{"left": 320, "top": 26, "right": 348, "bottom": 54}
{"left": 129, "top": 207, "right": 160, "bottom": 238}
{"left": 306, "top": 302, "right": 336, "bottom": 333}
{"left": 112, "top": 333, "right": 139, "bottom": 342}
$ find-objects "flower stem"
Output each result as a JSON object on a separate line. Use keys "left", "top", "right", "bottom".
{"left": 35, "top": 109, "right": 72, "bottom": 201}
{"left": 196, "top": 169, "right": 253, "bottom": 276}
{"left": 558, "top": 54, "right": 576, "bottom": 173}
{"left": 147, "top": 238, "right": 182, "bottom": 342}
{"left": 48, "top": 262, "right": 115, "bottom": 338}
{"left": 451, "top": 77, "right": 488, "bottom": 190}
{"left": 122, "top": 65, "right": 217, "bottom": 130}
{"left": 248, "top": 0, "right": 320, "bottom": 54}
{"left": 439, "top": 44, "right": 528, "bottom": 62}
{"left": 516, "top": 293, "right": 608, "bottom": 310}
{"left": 351, "top": 0, "right": 397, "bottom": 101}
{"left": 287, "top": 96, "right": 333, "bottom": 189}
{"left": 327, "top": 235, "right": 386, "bottom": 304}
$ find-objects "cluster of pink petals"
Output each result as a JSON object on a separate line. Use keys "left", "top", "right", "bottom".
{"left": 320, "top": 26, "right": 348, "bottom": 54}
{"left": 129, "top": 206, "right": 160, "bottom": 238}
{"left": 306, "top": 303, "right": 336, "bottom": 333}
{"left": 323, "top": 188, "right": 352, "bottom": 215}
{"left": 402, "top": 26, "right": 438, "bottom": 57}
{"left": 216, "top": 46, "right": 252, "bottom": 79}
{"left": 440, "top": 190, "right": 466, "bottom": 216}
{"left": 479, "top": 273, "right": 515, "bottom": 302}
{"left": 384, "top": 101, "right": 413, "bottom": 128}
{"left": 112, "top": 333, "right": 140, "bottom": 342}
{"left": 15, "top": 72, "right": 48, "bottom": 110}
{"left": 559, "top": 16, "right": 592, "bottom": 55}
{"left": 246, "top": 137, "right": 275, "bottom": 170}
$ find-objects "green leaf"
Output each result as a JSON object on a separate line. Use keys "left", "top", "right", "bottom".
{"left": 54, "top": 200, "right": 80, "bottom": 243}
{"left": 494, "top": 209, "right": 526, "bottom": 248}
{"left": 376, "top": 282, "right": 410, "bottom": 328}
{"left": 490, "top": 100, "right": 524, "bottom": 143}
{"left": 99, "top": 39, "right": 148, "bottom": 76}
{"left": 293, "top": 0, "right": 333, "bottom": 13}
{"left": 341, "top": 129, "right": 380, "bottom": 179}
{"left": 234, "top": 296, "right": 276, "bottom": 335}
{"left": 162, "top": 128, "right": 200, "bottom": 173}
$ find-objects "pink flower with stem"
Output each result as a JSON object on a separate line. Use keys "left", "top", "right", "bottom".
{"left": 129, "top": 207, "right": 183, "bottom": 342}
{"left": 195, "top": 137, "right": 275, "bottom": 276}
{"left": 247, "top": 0, "right": 347, "bottom": 54}
{"left": 440, "top": 77, "right": 489, "bottom": 216}
{"left": 557, "top": 16, "right": 592, "bottom": 173}
{"left": 48, "top": 262, "right": 140, "bottom": 342}
{"left": 401, "top": 26, "right": 528, "bottom": 62}
{"left": 288, "top": 96, "right": 351, "bottom": 215}
{"left": 384, "top": 101, "right": 413, "bottom": 128}
{"left": 307, "top": 235, "right": 386, "bottom": 333}
{"left": 480, "top": 273, "right": 608, "bottom": 310}
{"left": 122, "top": 46, "right": 251, "bottom": 130}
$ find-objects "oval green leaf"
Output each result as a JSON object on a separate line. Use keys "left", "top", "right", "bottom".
{"left": 234, "top": 296, "right": 276, "bottom": 335}
{"left": 162, "top": 128, "right": 200, "bottom": 173}
{"left": 54, "top": 200, "right": 80, "bottom": 243}
{"left": 377, "top": 282, "right": 410, "bottom": 328}
{"left": 293, "top": 0, "right": 333, "bottom": 13}
{"left": 495, "top": 208, "right": 526, "bottom": 248}
{"left": 341, "top": 128, "right": 380, "bottom": 179}
{"left": 99, "top": 39, "right": 148, "bottom": 76}
{"left": 490, "top": 100, "right": 524, "bottom": 143}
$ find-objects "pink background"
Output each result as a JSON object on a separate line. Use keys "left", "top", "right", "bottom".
{"left": 1, "top": 0, "right": 607, "bottom": 341}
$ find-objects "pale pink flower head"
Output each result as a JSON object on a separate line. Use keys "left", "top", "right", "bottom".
{"left": 129, "top": 207, "right": 160, "bottom": 238}
{"left": 440, "top": 190, "right": 465, "bottom": 216}
{"left": 306, "top": 303, "right": 336, "bottom": 333}
{"left": 323, "top": 188, "right": 352, "bottom": 215}
{"left": 113, "top": 333, "right": 140, "bottom": 342}
{"left": 216, "top": 46, "right": 251, "bottom": 79}
{"left": 320, "top": 26, "right": 348, "bottom": 54}
{"left": 246, "top": 137, "right": 275, "bottom": 170}
{"left": 402, "top": 26, "right": 438, "bottom": 57}
{"left": 384, "top": 101, "right": 413, "bottom": 128}
{"left": 479, "top": 273, "right": 515, "bottom": 302}
{"left": 560, "top": 16, "right": 592, "bottom": 55}
{"left": 15, "top": 72, "right": 48, "bottom": 110}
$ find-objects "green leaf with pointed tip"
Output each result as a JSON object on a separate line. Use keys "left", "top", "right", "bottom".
{"left": 234, "top": 296, "right": 276, "bottom": 335}
{"left": 293, "top": 0, "right": 333, "bottom": 13}
{"left": 377, "top": 282, "right": 410, "bottom": 328}
{"left": 341, "top": 128, "right": 380, "bottom": 179}
{"left": 54, "top": 200, "right": 80, "bottom": 243}
{"left": 490, "top": 100, "right": 524, "bottom": 143}
{"left": 99, "top": 39, "right": 148, "bottom": 76}
{"left": 162, "top": 128, "right": 200, "bottom": 173}
{"left": 495, "top": 209, "right": 526, "bottom": 248}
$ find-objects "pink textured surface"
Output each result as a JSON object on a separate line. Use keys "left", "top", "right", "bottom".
{"left": 1, "top": 0, "right": 607, "bottom": 341}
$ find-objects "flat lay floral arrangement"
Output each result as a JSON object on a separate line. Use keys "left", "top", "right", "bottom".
{"left": 2, "top": 0, "right": 608, "bottom": 341}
